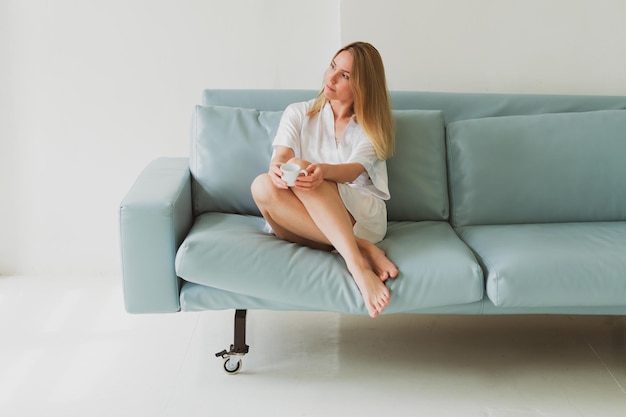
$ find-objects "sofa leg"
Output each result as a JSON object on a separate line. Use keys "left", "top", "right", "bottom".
{"left": 215, "top": 309, "right": 250, "bottom": 374}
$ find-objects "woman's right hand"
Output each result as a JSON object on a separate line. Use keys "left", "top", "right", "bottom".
{"left": 269, "top": 146, "right": 296, "bottom": 189}
{"left": 269, "top": 161, "right": 289, "bottom": 189}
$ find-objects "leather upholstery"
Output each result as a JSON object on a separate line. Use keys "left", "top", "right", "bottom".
{"left": 120, "top": 89, "right": 626, "bottom": 315}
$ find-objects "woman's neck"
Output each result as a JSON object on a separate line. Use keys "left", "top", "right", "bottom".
{"left": 329, "top": 99, "right": 354, "bottom": 120}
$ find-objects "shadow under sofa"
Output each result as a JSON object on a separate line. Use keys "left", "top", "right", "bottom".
{"left": 120, "top": 89, "right": 626, "bottom": 373}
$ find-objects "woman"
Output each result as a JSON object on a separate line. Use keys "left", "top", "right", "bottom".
{"left": 251, "top": 42, "right": 398, "bottom": 318}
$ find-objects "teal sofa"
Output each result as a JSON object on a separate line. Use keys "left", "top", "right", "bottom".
{"left": 120, "top": 89, "right": 626, "bottom": 373}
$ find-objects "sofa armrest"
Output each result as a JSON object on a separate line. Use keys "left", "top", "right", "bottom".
{"left": 120, "top": 157, "right": 193, "bottom": 313}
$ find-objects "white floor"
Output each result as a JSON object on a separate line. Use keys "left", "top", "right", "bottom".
{"left": 0, "top": 275, "right": 625, "bottom": 417}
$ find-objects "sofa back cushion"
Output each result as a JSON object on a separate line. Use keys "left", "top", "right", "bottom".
{"left": 205, "top": 89, "right": 626, "bottom": 123}
{"left": 190, "top": 105, "right": 449, "bottom": 221}
{"left": 447, "top": 110, "right": 626, "bottom": 227}
{"left": 190, "top": 105, "right": 282, "bottom": 216}
{"left": 203, "top": 89, "right": 317, "bottom": 111}
{"left": 388, "top": 110, "right": 448, "bottom": 221}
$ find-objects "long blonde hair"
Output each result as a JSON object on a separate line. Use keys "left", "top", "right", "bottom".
{"left": 307, "top": 42, "right": 394, "bottom": 160}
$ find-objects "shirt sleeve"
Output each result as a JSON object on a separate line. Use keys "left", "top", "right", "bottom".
{"left": 271, "top": 102, "right": 307, "bottom": 158}
{"left": 345, "top": 129, "right": 377, "bottom": 172}
{"left": 346, "top": 129, "right": 390, "bottom": 200}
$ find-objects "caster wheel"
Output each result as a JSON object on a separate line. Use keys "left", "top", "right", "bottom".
{"left": 223, "top": 357, "right": 242, "bottom": 375}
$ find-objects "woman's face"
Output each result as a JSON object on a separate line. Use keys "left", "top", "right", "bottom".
{"left": 324, "top": 50, "right": 354, "bottom": 104}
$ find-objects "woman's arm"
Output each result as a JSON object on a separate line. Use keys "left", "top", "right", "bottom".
{"left": 292, "top": 161, "right": 365, "bottom": 190}
{"left": 272, "top": 146, "right": 366, "bottom": 190}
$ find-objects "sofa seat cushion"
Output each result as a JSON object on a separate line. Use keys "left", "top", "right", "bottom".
{"left": 175, "top": 213, "right": 483, "bottom": 315}
{"left": 456, "top": 222, "right": 626, "bottom": 308}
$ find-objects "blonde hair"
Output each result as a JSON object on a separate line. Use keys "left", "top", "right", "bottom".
{"left": 307, "top": 42, "right": 394, "bottom": 160}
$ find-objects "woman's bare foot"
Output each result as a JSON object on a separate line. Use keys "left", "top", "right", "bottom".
{"left": 351, "top": 266, "right": 391, "bottom": 318}
{"left": 357, "top": 239, "right": 399, "bottom": 282}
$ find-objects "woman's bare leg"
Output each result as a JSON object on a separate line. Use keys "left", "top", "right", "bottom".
{"left": 356, "top": 238, "right": 398, "bottom": 282}
{"left": 289, "top": 181, "right": 390, "bottom": 317}
{"left": 251, "top": 174, "right": 390, "bottom": 317}
{"left": 251, "top": 174, "right": 333, "bottom": 250}
{"left": 253, "top": 175, "right": 398, "bottom": 281}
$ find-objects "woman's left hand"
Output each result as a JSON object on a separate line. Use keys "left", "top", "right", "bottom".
{"left": 295, "top": 163, "right": 325, "bottom": 190}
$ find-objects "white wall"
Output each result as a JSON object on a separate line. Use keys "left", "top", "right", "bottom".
{"left": 1, "top": 0, "right": 339, "bottom": 276}
{"left": 1, "top": 0, "right": 17, "bottom": 273}
{"left": 2, "top": 0, "right": 626, "bottom": 276}
{"left": 341, "top": 0, "right": 626, "bottom": 95}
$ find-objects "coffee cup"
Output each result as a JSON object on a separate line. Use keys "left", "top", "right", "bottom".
{"left": 280, "top": 163, "right": 308, "bottom": 187}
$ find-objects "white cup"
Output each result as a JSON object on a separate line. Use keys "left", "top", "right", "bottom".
{"left": 280, "top": 163, "right": 308, "bottom": 187}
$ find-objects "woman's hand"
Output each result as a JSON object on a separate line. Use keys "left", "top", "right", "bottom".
{"left": 294, "top": 163, "right": 325, "bottom": 190}
{"left": 291, "top": 160, "right": 365, "bottom": 190}
{"left": 269, "top": 146, "right": 296, "bottom": 189}
{"left": 269, "top": 158, "right": 314, "bottom": 189}
{"left": 269, "top": 161, "right": 289, "bottom": 189}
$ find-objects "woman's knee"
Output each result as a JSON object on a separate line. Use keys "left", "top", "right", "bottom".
{"left": 251, "top": 173, "right": 277, "bottom": 205}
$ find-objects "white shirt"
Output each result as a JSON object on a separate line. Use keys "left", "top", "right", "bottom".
{"left": 272, "top": 100, "right": 390, "bottom": 201}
